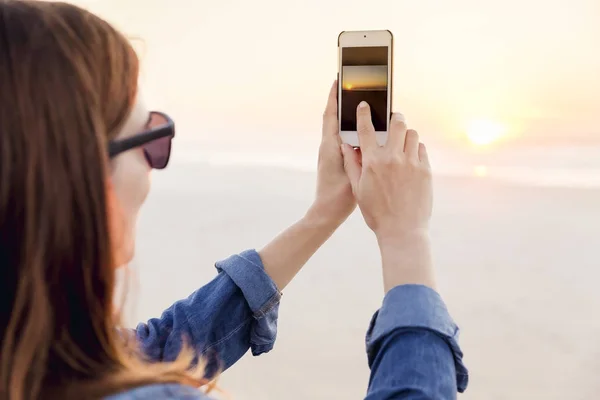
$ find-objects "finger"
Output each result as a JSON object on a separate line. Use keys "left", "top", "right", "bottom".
{"left": 356, "top": 101, "right": 377, "bottom": 152}
{"left": 386, "top": 113, "right": 407, "bottom": 153}
{"left": 418, "top": 142, "right": 430, "bottom": 167}
{"left": 341, "top": 143, "right": 361, "bottom": 193}
{"left": 404, "top": 129, "right": 420, "bottom": 159}
{"left": 322, "top": 80, "right": 338, "bottom": 137}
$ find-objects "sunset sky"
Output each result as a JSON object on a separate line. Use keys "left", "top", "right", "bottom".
{"left": 75, "top": 0, "right": 599, "bottom": 148}
{"left": 343, "top": 66, "right": 388, "bottom": 91}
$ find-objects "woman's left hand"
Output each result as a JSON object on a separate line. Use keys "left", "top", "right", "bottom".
{"left": 258, "top": 81, "right": 356, "bottom": 290}
{"left": 309, "top": 81, "right": 357, "bottom": 225}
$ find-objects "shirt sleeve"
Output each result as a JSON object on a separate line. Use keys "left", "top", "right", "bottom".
{"left": 134, "top": 249, "right": 281, "bottom": 377}
{"left": 365, "top": 285, "right": 469, "bottom": 399}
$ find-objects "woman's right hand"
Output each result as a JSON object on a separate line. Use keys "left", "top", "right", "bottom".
{"left": 341, "top": 101, "right": 436, "bottom": 292}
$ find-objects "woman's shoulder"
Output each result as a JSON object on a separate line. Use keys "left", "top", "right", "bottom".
{"left": 104, "top": 383, "right": 210, "bottom": 400}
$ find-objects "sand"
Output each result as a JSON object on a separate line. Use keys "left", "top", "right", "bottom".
{"left": 125, "top": 161, "right": 600, "bottom": 400}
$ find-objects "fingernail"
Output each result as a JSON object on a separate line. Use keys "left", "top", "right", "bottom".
{"left": 358, "top": 101, "right": 368, "bottom": 109}
{"left": 393, "top": 113, "right": 406, "bottom": 122}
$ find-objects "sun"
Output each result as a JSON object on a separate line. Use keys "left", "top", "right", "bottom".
{"left": 466, "top": 119, "right": 506, "bottom": 146}
{"left": 474, "top": 165, "right": 488, "bottom": 177}
{"left": 345, "top": 84, "right": 353, "bottom": 90}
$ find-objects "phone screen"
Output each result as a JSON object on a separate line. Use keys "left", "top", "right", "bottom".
{"left": 340, "top": 46, "right": 389, "bottom": 132}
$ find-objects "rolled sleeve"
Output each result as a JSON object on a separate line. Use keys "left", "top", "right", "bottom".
{"left": 215, "top": 249, "right": 282, "bottom": 355}
{"left": 366, "top": 284, "right": 469, "bottom": 393}
{"left": 135, "top": 249, "right": 281, "bottom": 376}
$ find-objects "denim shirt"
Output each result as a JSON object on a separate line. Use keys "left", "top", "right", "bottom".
{"left": 106, "top": 250, "right": 468, "bottom": 399}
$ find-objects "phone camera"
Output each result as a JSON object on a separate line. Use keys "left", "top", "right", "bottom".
{"left": 364, "top": 35, "right": 367, "bottom": 38}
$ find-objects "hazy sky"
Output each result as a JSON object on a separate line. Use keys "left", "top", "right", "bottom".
{"left": 75, "top": 0, "right": 599, "bottom": 148}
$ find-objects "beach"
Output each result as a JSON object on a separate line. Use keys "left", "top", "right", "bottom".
{"left": 124, "top": 161, "right": 600, "bottom": 400}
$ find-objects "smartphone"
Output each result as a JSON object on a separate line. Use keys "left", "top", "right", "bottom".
{"left": 337, "top": 30, "right": 393, "bottom": 147}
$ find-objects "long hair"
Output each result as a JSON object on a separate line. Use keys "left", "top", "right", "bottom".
{"left": 0, "top": 1, "right": 206, "bottom": 398}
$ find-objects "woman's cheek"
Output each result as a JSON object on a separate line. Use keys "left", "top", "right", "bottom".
{"left": 110, "top": 149, "right": 151, "bottom": 264}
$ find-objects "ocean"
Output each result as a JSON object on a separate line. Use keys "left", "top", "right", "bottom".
{"left": 170, "top": 140, "right": 600, "bottom": 188}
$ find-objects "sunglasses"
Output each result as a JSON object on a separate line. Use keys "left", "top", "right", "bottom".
{"left": 108, "top": 111, "right": 175, "bottom": 169}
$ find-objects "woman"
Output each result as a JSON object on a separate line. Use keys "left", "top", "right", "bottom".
{"left": 0, "top": 1, "right": 467, "bottom": 399}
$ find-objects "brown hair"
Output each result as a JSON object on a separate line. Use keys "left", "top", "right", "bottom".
{"left": 0, "top": 1, "right": 206, "bottom": 398}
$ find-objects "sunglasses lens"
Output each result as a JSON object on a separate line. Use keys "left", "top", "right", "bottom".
{"left": 144, "top": 136, "right": 172, "bottom": 169}
{"left": 143, "top": 112, "right": 173, "bottom": 169}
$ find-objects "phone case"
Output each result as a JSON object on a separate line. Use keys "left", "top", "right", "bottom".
{"left": 336, "top": 30, "right": 395, "bottom": 135}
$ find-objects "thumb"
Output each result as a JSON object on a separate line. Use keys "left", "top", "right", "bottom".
{"left": 341, "top": 144, "right": 361, "bottom": 193}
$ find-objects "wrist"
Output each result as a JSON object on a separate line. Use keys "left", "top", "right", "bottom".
{"left": 304, "top": 202, "right": 348, "bottom": 231}
{"left": 376, "top": 228, "right": 430, "bottom": 249}
{"left": 376, "top": 229, "right": 436, "bottom": 293}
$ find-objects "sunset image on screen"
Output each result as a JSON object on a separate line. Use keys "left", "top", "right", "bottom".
{"left": 342, "top": 66, "right": 387, "bottom": 91}
{"left": 340, "top": 65, "right": 388, "bottom": 131}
